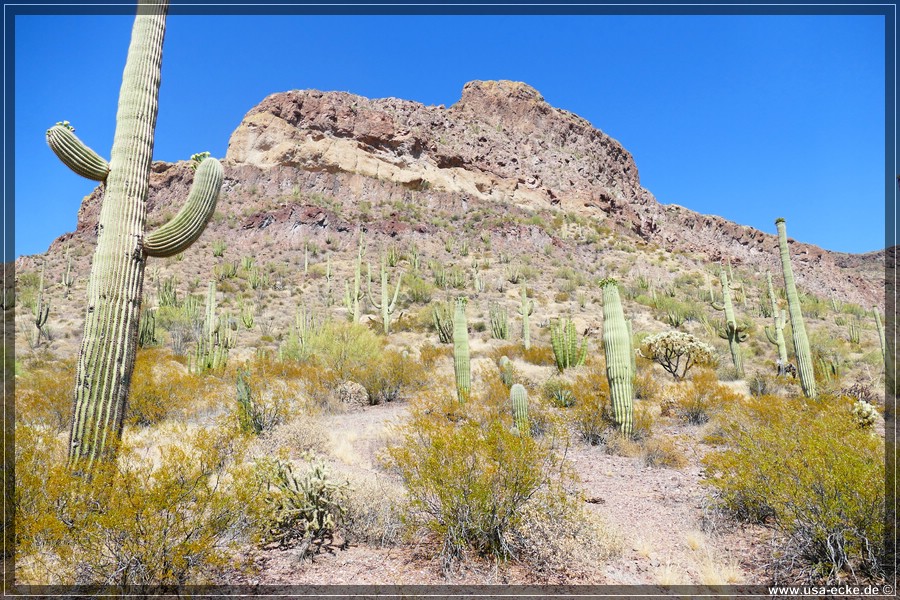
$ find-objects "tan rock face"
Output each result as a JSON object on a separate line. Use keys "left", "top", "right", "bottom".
{"left": 33, "top": 80, "right": 882, "bottom": 309}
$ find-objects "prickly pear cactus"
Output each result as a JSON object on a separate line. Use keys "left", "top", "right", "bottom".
{"left": 775, "top": 218, "right": 816, "bottom": 399}
{"left": 53, "top": 0, "right": 222, "bottom": 469}
{"left": 600, "top": 278, "right": 634, "bottom": 436}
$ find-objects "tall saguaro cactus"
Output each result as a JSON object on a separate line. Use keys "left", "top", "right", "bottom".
{"left": 367, "top": 256, "right": 402, "bottom": 335}
{"left": 764, "top": 271, "right": 789, "bottom": 370}
{"left": 600, "top": 279, "right": 634, "bottom": 436}
{"left": 775, "top": 218, "right": 815, "bottom": 399}
{"left": 452, "top": 297, "right": 471, "bottom": 404}
{"left": 51, "top": 0, "right": 223, "bottom": 469}
{"left": 712, "top": 269, "right": 749, "bottom": 378}
{"left": 518, "top": 284, "right": 534, "bottom": 350}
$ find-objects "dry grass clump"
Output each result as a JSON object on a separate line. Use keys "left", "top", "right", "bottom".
{"left": 340, "top": 470, "right": 407, "bottom": 548}
{"left": 641, "top": 436, "right": 688, "bottom": 469}
{"left": 510, "top": 492, "right": 621, "bottom": 578}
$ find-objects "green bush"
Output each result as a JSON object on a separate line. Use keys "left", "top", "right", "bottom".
{"left": 383, "top": 387, "right": 573, "bottom": 568}
{"left": 15, "top": 423, "right": 259, "bottom": 587}
{"left": 703, "top": 394, "right": 885, "bottom": 583}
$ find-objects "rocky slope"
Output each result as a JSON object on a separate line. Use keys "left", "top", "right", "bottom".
{"left": 30, "top": 80, "right": 882, "bottom": 311}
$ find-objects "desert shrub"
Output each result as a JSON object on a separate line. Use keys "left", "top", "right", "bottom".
{"left": 15, "top": 423, "right": 259, "bottom": 588}
{"left": 341, "top": 471, "right": 407, "bottom": 547}
{"left": 16, "top": 357, "right": 75, "bottom": 431}
{"left": 569, "top": 362, "right": 611, "bottom": 445}
{"left": 509, "top": 488, "right": 620, "bottom": 578}
{"left": 126, "top": 348, "right": 212, "bottom": 426}
{"left": 383, "top": 387, "right": 572, "bottom": 569}
{"left": 543, "top": 377, "right": 575, "bottom": 407}
{"left": 354, "top": 349, "right": 427, "bottom": 404}
{"left": 234, "top": 368, "right": 286, "bottom": 435}
{"left": 640, "top": 331, "right": 717, "bottom": 380}
{"left": 632, "top": 362, "right": 663, "bottom": 402}
{"left": 703, "top": 394, "right": 885, "bottom": 583}
{"left": 641, "top": 437, "right": 688, "bottom": 469}
{"left": 521, "top": 344, "right": 555, "bottom": 366}
{"left": 255, "top": 455, "right": 349, "bottom": 556}
{"left": 418, "top": 342, "right": 450, "bottom": 370}
{"left": 672, "top": 369, "right": 741, "bottom": 425}
{"left": 284, "top": 320, "right": 382, "bottom": 386}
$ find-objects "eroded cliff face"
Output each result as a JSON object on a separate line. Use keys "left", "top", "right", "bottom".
{"left": 35, "top": 80, "right": 883, "bottom": 309}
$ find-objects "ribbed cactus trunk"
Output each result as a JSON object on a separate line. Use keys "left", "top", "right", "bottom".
{"left": 452, "top": 297, "right": 470, "bottom": 403}
{"left": 601, "top": 279, "right": 634, "bottom": 436}
{"left": 60, "top": 0, "right": 221, "bottom": 469}
{"left": 874, "top": 308, "right": 886, "bottom": 362}
{"left": 775, "top": 218, "right": 816, "bottom": 398}
{"left": 510, "top": 384, "right": 529, "bottom": 434}
{"left": 518, "top": 284, "right": 533, "bottom": 350}
{"left": 764, "top": 272, "right": 789, "bottom": 367}
{"left": 713, "top": 270, "right": 746, "bottom": 378}
{"left": 68, "top": 2, "right": 167, "bottom": 469}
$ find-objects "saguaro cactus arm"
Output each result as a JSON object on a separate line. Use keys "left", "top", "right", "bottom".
{"left": 143, "top": 156, "right": 223, "bottom": 257}
{"left": 46, "top": 122, "right": 110, "bottom": 181}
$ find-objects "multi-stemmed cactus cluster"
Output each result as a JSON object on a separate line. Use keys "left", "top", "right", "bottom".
{"left": 192, "top": 281, "right": 235, "bottom": 372}
{"left": 344, "top": 233, "right": 366, "bottom": 324}
{"left": 489, "top": 303, "right": 509, "bottom": 340}
{"left": 550, "top": 318, "right": 587, "bottom": 371}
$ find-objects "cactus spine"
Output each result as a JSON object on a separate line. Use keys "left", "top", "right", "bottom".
{"left": 775, "top": 218, "right": 816, "bottom": 398}
{"left": 452, "top": 297, "right": 470, "bottom": 403}
{"left": 518, "top": 284, "right": 534, "bottom": 350}
{"left": 57, "top": 0, "right": 221, "bottom": 469}
{"left": 711, "top": 269, "right": 748, "bottom": 378}
{"left": 510, "top": 384, "right": 529, "bottom": 435}
{"left": 600, "top": 279, "right": 634, "bottom": 436}
{"left": 367, "top": 256, "right": 403, "bottom": 335}
{"left": 550, "top": 318, "right": 587, "bottom": 371}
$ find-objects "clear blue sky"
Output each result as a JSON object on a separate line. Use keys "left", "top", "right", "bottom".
{"left": 12, "top": 10, "right": 889, "bottom": 257}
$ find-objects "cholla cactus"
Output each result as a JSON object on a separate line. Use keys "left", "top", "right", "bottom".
{"left": 50, "top": 0, "right": 223, "bottom": 469}
{"left": 850, "top": 400, "right": 878, "bottom": 429}
{"left": 550, "top": 317, "right": 587, "bottom": 371}
{"left": 640, "top": 330, "right": 717, "bottom": 380}
{"left": 453, "top": 297, "right": 471, "bottom": 403}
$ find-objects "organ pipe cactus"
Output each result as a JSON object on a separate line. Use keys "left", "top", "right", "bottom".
{"left": 489, "top": 302, "right": 509, "bottom": 340}
{"left": 550, "top": 317, "right": 587, "bottom": 371}
{"left": 775, "top": 218, "right": 816, "bottom": 398}
{"left": 518, "top": 284, "right": 534, "bottom": 350}
{"left": 600, "top": 278, "right": 634, "bottom": 436}
{"left": 54, "top": 0, "right": 222, "bottom": 469}
{"left": 367, "top": 256, "right": 403, "bottom": 335}
{"left": 712, "top": 269, "right": 748, "bottom": 378}
{"left": 510, "top": 384, "right": 529, "bottom": 435}
{"left": 763, "top": 271, "right": 789, "bottom": 369}
{"left": 452, "top": 297, "right": 471, "bottom": 404}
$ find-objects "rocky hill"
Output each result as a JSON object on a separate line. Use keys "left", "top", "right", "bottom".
{"left": 27, "top": 80, "right": 882, "bottom": 315}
